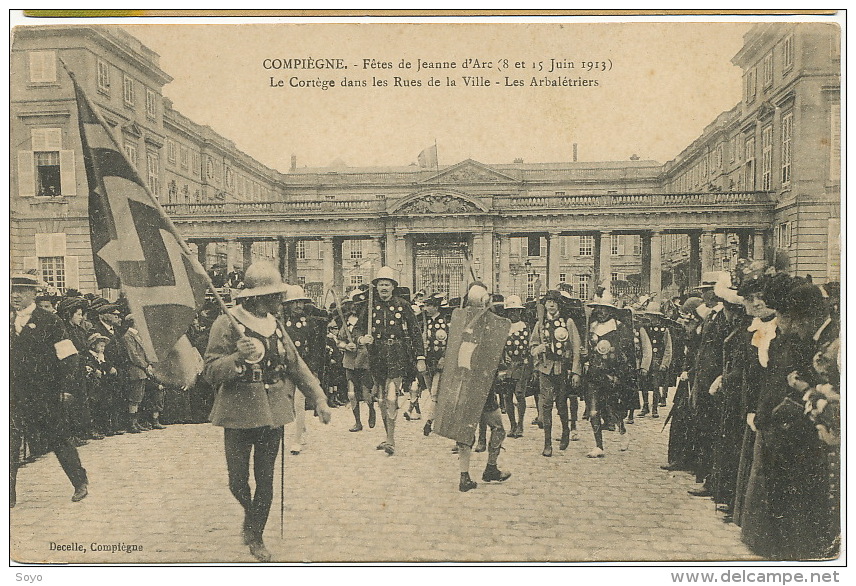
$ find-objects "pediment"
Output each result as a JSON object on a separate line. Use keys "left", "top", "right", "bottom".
{"left": 420, "top": 159, "right": 519, "bottom": 185}
{"left": 123, "top": 121, "right": 144, "bottom": 138}
{"left": 390, "top": 190, "right": 488, "bottom": 215}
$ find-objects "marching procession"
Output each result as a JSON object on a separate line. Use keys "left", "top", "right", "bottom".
{"left": 10, "top": 255, "right": 841, "bottom": 562}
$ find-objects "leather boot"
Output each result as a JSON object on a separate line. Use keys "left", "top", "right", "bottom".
{"left": 367, "top": 404, "right": 376, "bottom": 429}
{"left": 248, "top": 537, "right": 272, "bottom": 562}
{"left": 127, "top": 414, "right": 142, "bottom": 433}
{"left": 71, "top": 469, "right": 89, "bottom": 502}
{"left": 459, "top": 472, "right": 477, "bottom": 492}
{"left": 423, "top": 420, "right": 432, "bottom": 436}
{"left": 482, "top": 463, "right": 511, "bottom": 483}
{"left": 349, "top": 404, "right": 363, "bottom": 432}
{"left": 542, "top": 430, "right": 553, "bottom": 457}
{"left": 151, "top": 415, "right": 166, "bottom": 430}
{"left": 559, "top": 428, "right": 570, "bottom": 450}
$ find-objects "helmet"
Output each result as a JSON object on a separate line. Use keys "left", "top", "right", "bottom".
{"left": 372, "top": 266, "right": 399, "bottom": 288}
{"left": 282, "top": 284, "right": 312, "bottom": 303}
{"left": 504, "top": 294, "right": 525, "bottom": 310}
{"left": 234, "top": 262, "right": 288, "bottom": 299}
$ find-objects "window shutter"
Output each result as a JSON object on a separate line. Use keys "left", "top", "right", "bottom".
{"left": 23, "top": 256, "right": 38, "bottom": 273}
{"left": 618, "top": 235, "right": 625, "bottom": 256}
{"left": 18, "top": 151, "right": 35, "bottom": 197}
{"left": 65, "top": 256, "right": 80, "bottom": 290}
{"left": 52, "top": 232, "right": 67, "bottom": 256}
{"left": 45, "top": 128, "right": 62, "bottom": 150}
{"left": 59, "top": 150, "right": 77, "bottom": 195}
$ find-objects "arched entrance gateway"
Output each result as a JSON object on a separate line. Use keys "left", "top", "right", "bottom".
{"left": 164, "top": 159, "right": 776, "bottom": 304}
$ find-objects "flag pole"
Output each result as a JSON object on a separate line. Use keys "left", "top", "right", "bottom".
{"left": 59, "top": 58, "right": 242, "bottom": 332}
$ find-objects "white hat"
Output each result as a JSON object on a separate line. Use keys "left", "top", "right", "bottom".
{"left": 233, "top": 262, "right": 289, "bottom": 299}
{"left": 588, "top": 287, "right": 616, "bottom": 308}
{"left": 282, "top": 284, "right": 312, "bottom": 303}
{"left": 713, "top": 272, "right": 744, "bottom": 305}
{"left": 504, "top": 294, "right": 525, "bottom": 309}
{"left": 371, "top": 266, "right": 399, "bottom": 287}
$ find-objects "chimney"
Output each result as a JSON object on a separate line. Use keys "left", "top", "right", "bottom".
{"left": 573, "top": 143, "right": 578, "bottom": 162}
{"left": 513, "top": 157, "right": 524, "bottom": 164}
{"left": 290, "top": 155, "right": 297, "bottom": 172}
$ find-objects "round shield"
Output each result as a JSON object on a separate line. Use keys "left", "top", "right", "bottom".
{"left": 554, "top": 327, "right": 569, "bottom": 342}
{"left": 595, "top": 339, "right": 612, "bottom": 355}
{"left": 436, "top": 329, "right": 448, "bottom": 341}
{"left": 243, "top": 337, "right": 266, "bottom": 364}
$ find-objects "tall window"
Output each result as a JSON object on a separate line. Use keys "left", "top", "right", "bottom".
{"left": 166, "top": 139, "right": 176, "bottom": 165}
{"left": 763, "top": 53, "right": 774, "bottom": 88}
{"left": 146, "top": 151, "right": 160, "bottom": 197}
{"left": 610, "top": 234, "right": 623, "bottom": 256}
{"left": 559, "top": 236, "right": 568, "bottom": 258}
{"left": 745, "top": 67, "right": 756, "bottom": 103}
{"left": 20, "top": 128, "right": 76, "bottom": 198}
{"left": 168, "top": 180, "right": 177, "bottom": 203}
{"left": 145, "top": 89, "right": 157, "bottom": 119}
{"left": 295, "top": 240, "right": 306, "bottom": 260}
{"left": 527, "top": 273, "right": 541, "bottom": 300}
{"left": 632, "top": 235, "right": 642, "bottom": 255}
{"left": 830, "top": 103, "right": 840, "bottom": 180}
{"left": 782, "top": 35, "right": 795, "bottom": 72}
{"left": 743, "top": 136, "right": 756, "bottom": 190}
{"left": 192, "top": 152, "right": 201, "bottom": 176}
{"left": 123, "top": 139, "right": 138, "bottom": 169}
{"left": 776, "top": 222, "right": 792, "bottom": 248}
{"left": 29, "top": 51, "right": 56, "bottom": 82}
{"left": 179, "top": 145, "right": 189, "bottom": 170}
{"left": 123, "top": 74, "right": 135, "bottom": 106}
{"left": 349, "top": 239, "right": 363, "bottom": 260}
{"left": 97, "top": 59, "right": 110, "bottom": 94}
{"left": 39, "top": 256, "right": 66, "bottom": 292}
{"left": 781, "top": 112, "right": 793, "bottom": 185}
{"left": 559, "top": 273, "right": 567, "bottom": 283}
{"left": 579, "top": 235, "right": 593, "bottom": 257}
{"left": 761, "top": 125, "right": 773, "bottom": 191}
{"left": 576, "top": 274, "right": 590, "bottom": 300}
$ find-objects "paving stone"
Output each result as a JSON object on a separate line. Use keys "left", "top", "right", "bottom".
{"left": 10, "top": 399, "right": 757, "bottom": 562}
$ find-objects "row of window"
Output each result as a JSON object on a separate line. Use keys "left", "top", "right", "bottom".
{"left": 745, "top": 34, "right": 795, "bottom": 104}
{"left": 95, "top": 56, "right": 159, "bottom": 118}
{"left": 510, "top": 234, "right": 641, "bottom": 258}
{"left": 672, "top": 110, "right": 794, "bottom": 194}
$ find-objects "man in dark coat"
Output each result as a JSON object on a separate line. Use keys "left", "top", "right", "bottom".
{"left": 10, "top": 273, "right": 88, "bottom": 506}
{"left": 354, "top": 266, "right": 426, "bottom": 456}
{"left": 88, "top": 298, "right": 130, "bottom": 436}
{"left": 205, "top": 262, "right": 331, "bottom": 562}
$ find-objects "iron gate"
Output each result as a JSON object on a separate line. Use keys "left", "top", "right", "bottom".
{"left": 414, "top": 240, "right": 467, "bottom": 298}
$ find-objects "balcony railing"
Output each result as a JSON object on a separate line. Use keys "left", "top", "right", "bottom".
{"left": 162, "top": 191, "right": 773, "bottom": 218}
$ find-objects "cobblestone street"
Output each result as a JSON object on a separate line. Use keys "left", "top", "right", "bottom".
{"left": 10, "top": 398, "right": 760, "bottom": 564}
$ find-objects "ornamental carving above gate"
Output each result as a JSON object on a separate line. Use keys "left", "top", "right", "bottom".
{"left": 396, "top": 193, "right": 482, "bottom": 214}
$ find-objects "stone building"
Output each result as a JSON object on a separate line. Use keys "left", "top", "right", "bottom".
{"left": 10, "top": 23, "right": 840, "bottom": 303}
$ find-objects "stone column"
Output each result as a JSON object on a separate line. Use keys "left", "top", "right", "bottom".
{"left": 471, "top": 232, "right": 483, "bottom": 282}
{"left": 649, "top": 230, "right": 663, "bottom": 294}
{"left": 481, "top": 230, "right": 494, "bottom": 291}
{"left": 277, "top": 237, "right": 287, "bottom": 279}
{"left": 547, "top": 231, "right": 561, "bottom": 289}
{"left": 752, "top": 229, "right": 766, "bottom": 260}
{"left": 370, "top": 237, "right": 383, "bottom": 280}
{"left": 286, "top": 238, "right": 298, "bottom": 284}
{"left": 394, "top": 233, "right": 407, "bottom": 288}
{"left": 701, "top": 230, "right": 715, "bottom": 276}
{"left": 688, "top": 232, "right": 701, "bottom": 287}
{"left": 497, "top": 233, "right": 511, "bottom": 294}
{"left": 321, "top": 237, "right": 335, "bottom": 289}
{"left": 195, "top": 240, "right": 209, "bottom": 269}
{"left": 225, "top": 238, "right": 238, "bottom": 272}
{"left": 738, "top": 231, "right": 750, "bottom": 259}
{"left": 595, "top": 231, "right": 612, "bottom": 287}
{"left": 640, "top": 232, "right": 652, "bottom": 290}
{"left": 333, "top": 238, "right": 344, "bottom": 295}
{"left": 384, "top": 227, "right": 396, "bottom": 268}
{"left": 241, "top": 240, "right": 253, "bottom": 269}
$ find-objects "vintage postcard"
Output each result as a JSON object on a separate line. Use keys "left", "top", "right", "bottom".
{"left": 7, "top": 10, "right": 843, "bottom": 571}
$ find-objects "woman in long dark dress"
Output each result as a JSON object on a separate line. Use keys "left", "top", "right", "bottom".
{"left": 741, "top": 276, "right": 830, "bottom": 560}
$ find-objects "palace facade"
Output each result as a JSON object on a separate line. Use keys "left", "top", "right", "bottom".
{"left": 10, "top": 23, "right": 840, "bottom": 302}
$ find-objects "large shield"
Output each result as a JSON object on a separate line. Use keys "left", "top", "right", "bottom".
{"left": 434, "top": 307, "right": 510, "bottom": 444}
